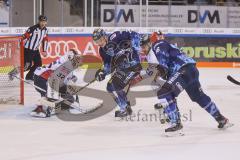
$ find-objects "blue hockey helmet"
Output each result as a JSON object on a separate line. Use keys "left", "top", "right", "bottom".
{"left": 92, "top": 28, "right": 106, "bottom": 42}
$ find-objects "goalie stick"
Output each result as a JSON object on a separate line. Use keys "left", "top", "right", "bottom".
{"left": 12, "top": 75, "right": 101, "bottom": 114}
{"left": 12, "top": 75, "right": 46, "bottom": 93}
{"left": 227, "top": 75, "right": 240, "bottom": 85}
{"left": 67, "top": 79, "right": 96, "bottom": 95}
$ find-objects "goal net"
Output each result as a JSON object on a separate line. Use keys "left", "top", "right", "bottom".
{"left": 0, "top": 37, "right": 24, "bottom": 104}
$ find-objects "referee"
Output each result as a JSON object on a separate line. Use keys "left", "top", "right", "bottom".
{"left": 22, "top": 15, "right": 48, "bottom": 80}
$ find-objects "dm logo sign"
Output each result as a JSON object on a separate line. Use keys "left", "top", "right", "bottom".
{"left": 101, "top": 5, "right": 139, "bottom": 26}
{"left": 103, "top": 9, "right": 134, "bottom": 23}
{"left": 188, "top": 10, "right": 220, "bottom": 24}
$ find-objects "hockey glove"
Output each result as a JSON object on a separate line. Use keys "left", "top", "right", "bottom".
{"left": 95, "top": 69, "right": 106, "bottom": 81}
{"left": 130, "top": 75, "right": 143, "bottom": 86}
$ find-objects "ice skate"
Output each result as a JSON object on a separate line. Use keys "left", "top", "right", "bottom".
{"left": 30, "top": 105, "right": 47, "bottom": 118}
{"left": 115, "top": 106, "right": 133, "bottom": 118}
{"left": 164, "top": 122, "right": 184, "bottom": 137}
{"left": 216, "top": 115, "right": 234, "bottom": 129}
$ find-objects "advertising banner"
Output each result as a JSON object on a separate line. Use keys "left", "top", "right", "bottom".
{"left": 167, "top": 36, "right": 240, "bottom": 62}
{"left": 101, "top": 5, "right": 239, "bottom": 28}
{"left": 38, "top": 35, "right": 240, "bottom": 68}
{"left": 1, "top": 27, "right": 240, "bottom": 67}
{"left": 228, "top": 7, "right": 240, "bottom": 28}
{"left": 41, "top": 36, "right": 100, "bottom": 64}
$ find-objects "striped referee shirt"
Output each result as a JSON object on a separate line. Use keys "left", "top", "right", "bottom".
{"left": 22, "top": 24, "right": 48, "bottom": 52}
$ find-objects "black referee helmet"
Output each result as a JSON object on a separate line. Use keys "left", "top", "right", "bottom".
{"left": 38, "top": 15, "right": 48, "bottom": 21}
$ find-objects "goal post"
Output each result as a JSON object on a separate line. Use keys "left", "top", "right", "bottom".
{"left": 0, "top": 36, "right": 24, "bottom": 105}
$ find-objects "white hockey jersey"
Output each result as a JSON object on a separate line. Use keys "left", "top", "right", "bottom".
{"left": 146, "top": 48, "right": 159, "bottom": 65}
{"left": 139, "top": 49, "right": 159, "bottom": 78}
{"left": 34, "top": 51, "right": 77, "bottom": 81}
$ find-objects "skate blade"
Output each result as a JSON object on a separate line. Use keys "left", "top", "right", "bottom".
{"left": 115, "top": 116, "right": 128, "bottom": 121}
{"left": 162, "top": 130, "right": 185, "bottom": 137}
{"left": 114, "top": 114, "right": 132, "bottom": 121}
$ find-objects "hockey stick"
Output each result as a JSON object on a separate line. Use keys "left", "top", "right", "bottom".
{"left": 125, "top": 83, "right": 131, "bottom": 95}
{"left": 72, "top": 79, "right": 96, "bottom": 94}
{"left": 12, "top": 74, "right": 96, "bottom": 95}
{"left": 12, "top": 75, "right": 101, "bottom": 114}
{"left": 227, "top": 75, "right": 240, "bottom": 85}
{"left": 68, "top": 79, "right": 96, "bottom": 95}
{"left": 66, "top": 79, "right": 103, "bottom": 114}
{"left": 12, "top": 75, "right": 46, "bottom": 92}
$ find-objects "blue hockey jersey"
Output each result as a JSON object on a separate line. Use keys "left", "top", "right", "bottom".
{"left": 99, "top": 30, "right": 141, "bottom": 74}
{"left": 151, "top": 40, "right": 196, "bottom": 77}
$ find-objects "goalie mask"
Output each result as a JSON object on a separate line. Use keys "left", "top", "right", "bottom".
{"left": 67, "top": 49, "right": 82, "bottom": 66}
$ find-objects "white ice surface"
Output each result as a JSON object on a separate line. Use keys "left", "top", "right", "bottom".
{"left": 0, "top": 68, "right": 240, "bottom": 160}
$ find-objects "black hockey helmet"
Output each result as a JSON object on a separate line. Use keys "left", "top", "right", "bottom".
{"left": 38, "top": 15, "right": 48, "bottom": 21}
{"left": 140, "top": 34, "right": 151, "bottom": 46}
{"left": 92, "top": 28, "right": 106, "bottom": 42}
{"left": 156, "top": 30, "right": 163, "bottom": 36}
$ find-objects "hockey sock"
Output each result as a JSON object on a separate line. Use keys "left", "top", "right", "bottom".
{"left": 164, "top": 102, "right": 180, "bottom": 124}
{"left": 112, "top": 90, "right": 128, "bottom": 111}
{"left": 202, "top": 101, "right": 221, "bottom": 119}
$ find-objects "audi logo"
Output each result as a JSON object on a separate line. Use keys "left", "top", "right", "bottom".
{"left": 43, "top": 40, "right": 81, "bottom": 59}
{"left": 233, "top": 30, "right": 240, "bottom": 33}
{"left": 202, "top": 29, "right": 212, "bottom": 33}
{"left": 175, "top": 29, "right": 183, "bottom": 33}
{"left": 15, "top": 29, "right": 25, "bottom": 33}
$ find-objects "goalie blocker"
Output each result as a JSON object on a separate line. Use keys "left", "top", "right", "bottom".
{"left": 30, "top": 49, "right": 82, "bottom": 118}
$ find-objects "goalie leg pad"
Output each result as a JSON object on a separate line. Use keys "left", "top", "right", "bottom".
{"left": 38, "top": 97, "right": 64, "bottom": 116}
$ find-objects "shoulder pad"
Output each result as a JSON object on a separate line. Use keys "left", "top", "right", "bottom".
{"left": 153, "top": 40, "right": 167, "bottom": 51}
{"left": 108, "top": 31, "right": 118, "bottom": 41}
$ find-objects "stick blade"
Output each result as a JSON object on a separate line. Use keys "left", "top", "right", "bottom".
{"left": 227, "top": 75, "right": 240, "bottom": 85}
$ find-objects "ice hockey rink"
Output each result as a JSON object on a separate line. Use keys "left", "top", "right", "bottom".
{"left": 0, "top": 68, "right": 239, "bottom": 160}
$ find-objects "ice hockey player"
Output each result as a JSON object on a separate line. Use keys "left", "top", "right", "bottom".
{"left": 135, "top": 34, "right": 233, "bottom": 135}
{"left": 30, "top": 49, "right": 82, "bottom": 118}
{"left": 92, "top": 28, "right": 142, "bottom": 118}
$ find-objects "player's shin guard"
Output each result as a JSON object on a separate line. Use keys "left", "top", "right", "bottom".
{"left": 202, "top": 101, "right": 233, "bottom": 128}
{"left": 164, "top": 100, "right": 181, "bottom": 125}
{"left": 202, "top": 101, "right": 221, "bottom": 119}
{"left": 161, "top": 99, "right": 183, "bottom": 136}
{"left": 192, "top": 93, "right": 222, "bottom": 121}
{"left": 197, "top": 97, "right": 233, "bottom": 128}
{"left": 111, "top": 90, "right": 132, "bottom": 117}
{"left": 112, "top": 90, "right": 129, "bottom": 110}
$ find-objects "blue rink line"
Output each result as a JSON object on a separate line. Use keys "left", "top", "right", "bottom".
{"left": 2, "top": 33, "right": 240, "bottom": 38}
